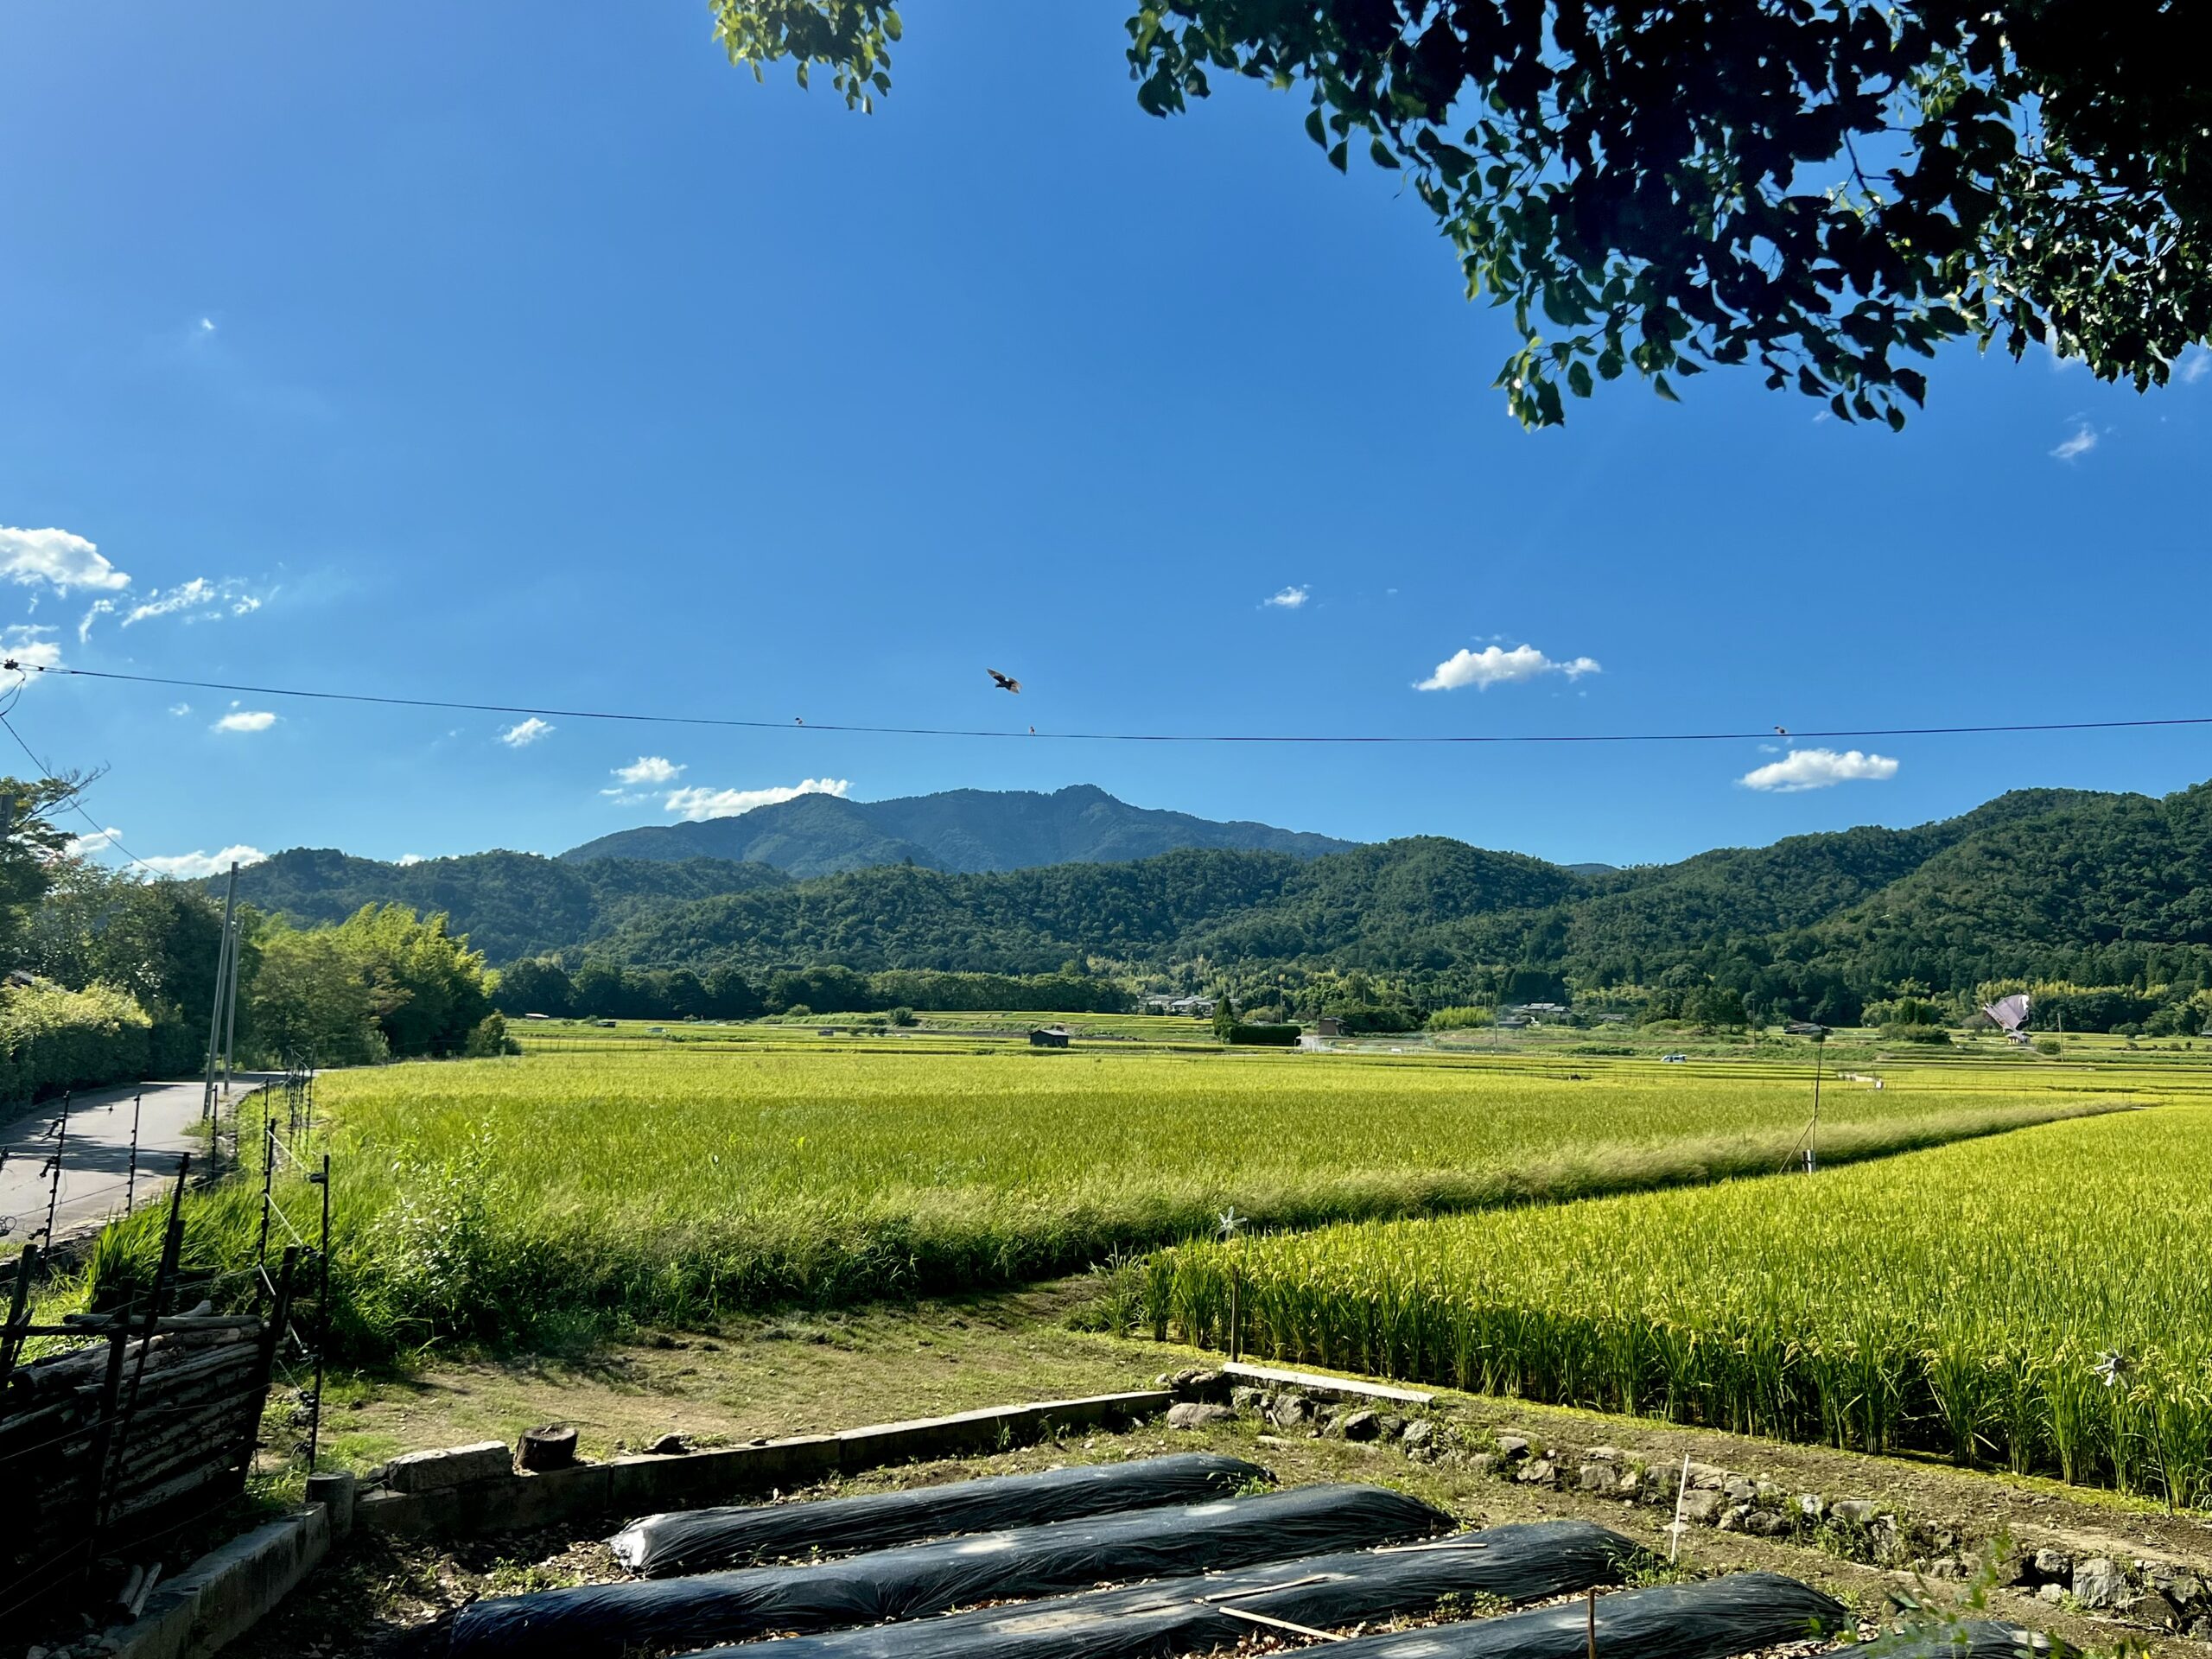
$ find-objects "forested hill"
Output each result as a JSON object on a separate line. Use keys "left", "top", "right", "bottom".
{"left": 221, "top": 779, "right": 2212, "bottom": 1010}
{"left": 595, "top": 783, "right": 2212, "bottom": 1005}
{"left": 220, "top": 849, "right": 788, "bottom": 964}
{"left": 561, "top": 784, "right": 1356, "bottom": 875}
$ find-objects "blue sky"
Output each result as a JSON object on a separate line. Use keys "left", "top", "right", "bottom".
{"left": 3, "top": 2, "right": 2207, "bottom": 877}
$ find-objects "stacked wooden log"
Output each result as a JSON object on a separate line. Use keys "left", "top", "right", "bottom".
{"left": 0, "top": 1312, "right": 275, "bottom": 1601}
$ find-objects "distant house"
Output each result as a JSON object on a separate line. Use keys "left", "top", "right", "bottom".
{"left": 1029, "top": 1026, "right": 1071, "bottom": 1048}
{"left": 1516, "top": 1001, "right": 1571, "bottom": 1020}
{"left": 522, "top": 1012, "right": 552, "bottom": 1021}
{"left": 1496, "top": 1014, "right": 1530, "bottom": 1030}
{"left": 1145, "top": 995, "right": 1217, "bottom": 1017}
{"left": 1313, "top": 1016, "right": 1343, "bottom": 1039}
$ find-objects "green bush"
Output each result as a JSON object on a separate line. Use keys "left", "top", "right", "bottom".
{"left": 1227, "top": 1022, "right": 1301, "bottom": 1046}
{"left": 1881, "top": 1021, "right": 1955, "bottom": 1046}
{"left": 462, "top": 1012, "right": 520, "bottom": 1057}
{"left": 0, "top": 980, "right": 153, "bottom": 1106}
{"left": 1426, "top": 1005, "right": 1495, "bottom": 1030}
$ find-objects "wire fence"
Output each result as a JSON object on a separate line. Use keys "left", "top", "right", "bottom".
{"left": 0, "top": 1059, "right": 331, "bottom": 1622}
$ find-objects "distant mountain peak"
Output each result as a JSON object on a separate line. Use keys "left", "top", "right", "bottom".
{"left": 560, "top": 785, "right": 1356, "bottom": 878}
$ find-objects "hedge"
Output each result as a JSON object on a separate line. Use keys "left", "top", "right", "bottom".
{"left": 0, "top": 980, "right": 152, "bottom": 1107}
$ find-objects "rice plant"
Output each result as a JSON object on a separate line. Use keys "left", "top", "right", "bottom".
{"left": 1149, "top": 1103, "right": 2212, "bottom": 1506}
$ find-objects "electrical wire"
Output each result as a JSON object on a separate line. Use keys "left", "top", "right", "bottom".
{"left": 17, "top": 661, "right": 2212, "bottom": 747}
{"left": 0, "top": 672, "right": 173, "bottom": 879}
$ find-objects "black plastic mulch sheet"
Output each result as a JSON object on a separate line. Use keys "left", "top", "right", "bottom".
{"left": 1316, "top": 1572, "right": 1848, "bottom": 1658}
{"left": 610, "top": 1452, "right": 1268, "bottom": 1577}
{"left": 1838, "top": 1621, "right": 2076, "bottom": 1656}
{"left": 443, "top": 1482, "right": 1448, "bottom": 1659}
{"left": 664, "top": 1519, "right": 1636, "bottom": 1659}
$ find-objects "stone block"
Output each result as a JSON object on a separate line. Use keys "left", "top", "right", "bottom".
{"left": 385, "top": 1441, "right": 512, "bottom": 1492}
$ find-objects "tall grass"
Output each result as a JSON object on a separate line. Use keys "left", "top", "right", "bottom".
{"left": 1147, "top": 1103, "right": 2212, "bottom": 1506}
{"left": 88, "top": 1046, "right": 2139, "bottom": 1363}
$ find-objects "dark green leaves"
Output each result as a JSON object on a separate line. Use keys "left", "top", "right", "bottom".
{"left": 714, "top": 0, "right": 2212, "bottom": 429}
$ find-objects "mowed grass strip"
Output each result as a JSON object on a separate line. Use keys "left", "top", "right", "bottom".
{"left": 99, "top": 1045, "right": 2135, "bottom": 1360}
{"left": 1148, "top": 1102, "right": 2212, "bottom": 1505}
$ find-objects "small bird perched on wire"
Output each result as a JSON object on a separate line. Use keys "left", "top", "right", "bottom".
{"left": 1774, "top": 725, "right": 1789, "bottom": 737}
{"left": 988, "top": 669, "right": 1021, "bottom": 694}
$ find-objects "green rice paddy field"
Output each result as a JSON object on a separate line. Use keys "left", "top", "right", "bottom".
{"left": 1150, "top": 1094, "right": 2212, "bottom": 1505}
{"left": 98, "top": 1027, "right": 2183, "bottom": 1376}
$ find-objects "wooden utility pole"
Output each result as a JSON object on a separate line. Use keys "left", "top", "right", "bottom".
{"left": 203, "top": 862, "right": 238, "bottom": 1121}
{"left": 220, "top": 914, "right": 241, "bottom": 1096}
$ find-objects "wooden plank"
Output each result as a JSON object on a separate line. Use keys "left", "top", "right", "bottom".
{"left": 1220, "top": 1361, "right": 1435, "bottom": 1408}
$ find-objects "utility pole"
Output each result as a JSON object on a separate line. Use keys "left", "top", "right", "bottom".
{"left": 221, "top": 914, "right": 241, "bottom": 1096}
{"left": 203, "top": 862, "right": 238, "bottom": 1122}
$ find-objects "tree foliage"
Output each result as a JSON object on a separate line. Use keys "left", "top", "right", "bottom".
{"left": 713, "top": 0, "right": 2211, "bottom": 425}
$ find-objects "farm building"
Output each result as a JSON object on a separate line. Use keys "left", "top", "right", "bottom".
{"left": 1028, "top": 1026, "right": 1071, "bottom": 1048}
{"left": 1144, "top": 995, "right": 1218, "bottom": 1016}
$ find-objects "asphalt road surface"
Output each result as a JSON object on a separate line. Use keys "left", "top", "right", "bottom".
{"left": 0, "top": 1074, "right": 275, "bottom": 1249}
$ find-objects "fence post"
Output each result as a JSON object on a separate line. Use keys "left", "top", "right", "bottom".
{"left": 124, "top": 1091, "right": 142, "bottom": 1213}
{"left": 255, "top": 1116, "right": 276, "bottom": 1291}
{"left": 308, "top": 1152, "right": 331, "bottom": 1469}
{"left": 238, "top": 1248, "right": 300, "bottom": 1495}
{"left": 38, "top": 1093, "right": 70, "bottom": 1260}
{"left": 0, "top": 1243, "right": 35, "bottom": 1374}
{"left": 94, "top": 1160, "right": 188, "bottom": 1541}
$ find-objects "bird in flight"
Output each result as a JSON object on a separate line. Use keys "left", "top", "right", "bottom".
{"left": 988, "top": 669, "right": 1021, "bottom": 694}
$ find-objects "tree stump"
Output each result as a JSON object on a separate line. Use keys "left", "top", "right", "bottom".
{"left": 518, "top": 1425, "right": 578, "bottom": 1471}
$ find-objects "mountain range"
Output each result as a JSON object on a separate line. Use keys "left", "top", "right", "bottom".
{"left": 217, "top": 779, "right": 2212, "bottom": 1004}
{"left": 562, "top": 784, "right": 1354, "bottom": 876}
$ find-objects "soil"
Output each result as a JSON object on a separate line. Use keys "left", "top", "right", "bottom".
{"left": 230, "top": 1279, "right": 2212, "bottom": 1659}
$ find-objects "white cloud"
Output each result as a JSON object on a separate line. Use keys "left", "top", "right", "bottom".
{"left": 78, "top": 600, "right": 114, "bottom": 643}
{"left": 2050, "top": 423, "right": 2098, "bottom": 462}
{"left": 168, "top": 702, "right": 192, "bottom": 716}
{"left": 499, "top": 717, "right": 554, "bottom": 747}
{"left": 2178, "top": 350, "right": 2210, "bottom": 386}
{"left": 1263, "top": 584, "right": 1310, "bottom": 609}
{"left": 199, "top": 318, "right": 216, "bottom": 334}
{"left": 397, "top": 854, "right": 426, "bottom": 866}
{"left": 1416, "top": 643, "right": 1601, "bottom": 692}
{"left": 65, "top": 826, "right": 125, "bottom": 859}
{"left": 1, "top": 625, "right": 63, "bottom": 672}
{"left": 1738, "top": 747, "right": 1900, "bottom": 792}
{"left": 212, "top": 709, "right": 277, "bottom": 733}
{"left": 613, "top": 755, "right": 683, "bottom": 785}
{"left": 0, "top": 526, "right": 130, "bottom": 595}
{"left": 138, "top": 844, "right": 267, "bottom": 880}
{"left": 664, "top": 777, "right": 850, "bottom": 822}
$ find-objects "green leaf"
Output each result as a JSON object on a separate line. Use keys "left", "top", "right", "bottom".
{"left": 1567, "top": 360, "right": 1594, "bottom": 397}
{"left": 1653, "top": 374, "right": 1681, "bottom": 403}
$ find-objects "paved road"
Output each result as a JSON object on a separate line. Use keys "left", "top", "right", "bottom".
{"left": 0, "top": 1074, "right": 276, "bottom": 1249}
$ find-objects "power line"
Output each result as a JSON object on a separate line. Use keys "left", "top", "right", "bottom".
{"left": 16, "top": 662, "right": 2212, "bottom": 747}
{"left": 0, "top": 675, "right": 172, "bottom": 880}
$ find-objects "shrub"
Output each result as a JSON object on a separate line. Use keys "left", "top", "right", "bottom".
{"left": 2034, "top": 1037, "right": 2063, "bottom": 1056}
{"left": 1881, "top": 1022, "right": 1955, "bottom": 1046}
{"left": 1426, "top": 1005, "right": 1495, "bottom": 1031}
{"left": 1227, "top": 1022, "right": 1300, "bottom": 1047}
{"left": 0, "top": 979, "right": 153, "bottom": 1106}
{"left": 462, "top": 1012, "right": 520, "bottom": 1058}
{"left": 887, "top": 1006, "right": 918, "bottom": 1027}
